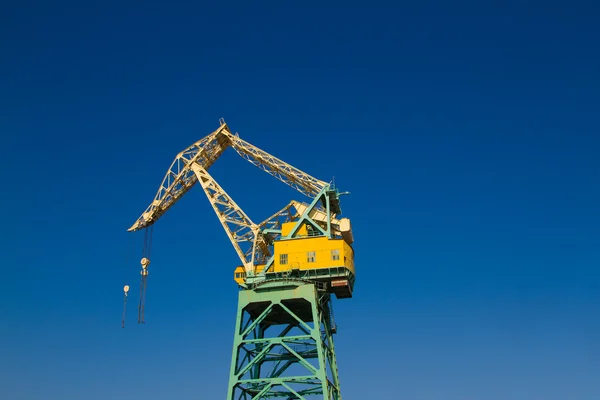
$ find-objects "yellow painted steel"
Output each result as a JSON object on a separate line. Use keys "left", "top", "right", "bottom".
{"left": 281, "top": 222, "right": 308, "bottom": 237}
{"left": 233, "top": 266, "right": 246, "bottom": 285}
{"left": 233, "top": 264, "right": 268, "bottom": 285}
{"left": 273, "top": 236, "right": 354, "bottom": 274}
{"left": 233, "top": 234, "right": 355, "bottom": 285}
{"left": 233, "top": 220, "right": 355, "bottom": 285}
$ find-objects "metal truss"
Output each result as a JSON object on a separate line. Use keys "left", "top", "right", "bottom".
{"left": 192, "top": 164, "right": 262, "bottom": 271}
{"left": 128, "top": 119, "right": 328, "bottom": 233}
{"left": 226, "top": 133, "right": 327, "bottom": 198}
{"left": 192, "top": 164, "right": 304, "bottom": 274}
{"left": 227, "top": 282, "right": 341, "bottom": 399}
{"left": 256, "top": 202, "right": 298, "bottom": 250}
{"left": 126, "top": 119, "right": 352, "bottom": 399}
{"left": 127, "top": 124, "right": 230, "bottom": 232}
{"left": 254, "top": 186, "right": 348, "bottom": 277}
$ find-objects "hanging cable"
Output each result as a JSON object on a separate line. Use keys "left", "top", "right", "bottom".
{"left": 138, "top": 226, "right": 153, "bottom": 324}
{"left": 143, "top": 227, "right": 148, "bottom": 258}
{"left": 148, "top": 225, "right": 154, "bottom": 259}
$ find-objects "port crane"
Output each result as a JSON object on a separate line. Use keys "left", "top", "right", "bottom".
{"left": 127, "top": 119, "right": 355, "bottom": 399}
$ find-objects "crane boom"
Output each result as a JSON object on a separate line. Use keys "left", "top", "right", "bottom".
{"left": 194, "top": 163, "right": 304, "bottom": 274}
{"left": 128, "top": 119, "right": 327, "bottom": 232}
{"left": 226, "top": 133, "right": 327, "bottom": 198}
{"left": 127, "top": 124, "right": 230, "bottom": 232}
{"left": 192, "top": 163, "right": 275, "bottom": 273}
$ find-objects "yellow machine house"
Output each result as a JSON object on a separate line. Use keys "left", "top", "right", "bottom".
{"left": 235, "top": 221, "right": 355, "bottom": 298}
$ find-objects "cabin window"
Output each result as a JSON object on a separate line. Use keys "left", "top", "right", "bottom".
{"left": 307, "top": 251, "right": 316, "bottom": 263}
{"left": 235, "top": 273, "right": 240, "bottom": 278}
{"left": 331, "top": 249, "right": 340, "bottom": 261}
{"left": 280, "top": 254, "right": 288, "bottom": 265}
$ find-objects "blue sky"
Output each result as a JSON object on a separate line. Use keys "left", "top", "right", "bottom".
{"left": 1, "top": 1, "right": 599, "bottom": 399}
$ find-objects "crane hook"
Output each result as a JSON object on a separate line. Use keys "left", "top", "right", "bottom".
{"left": 122, "top": 284, "right": 130, "bottom": 328}
{"left": 138, "top": 258, "right": 150, "bottom": 324}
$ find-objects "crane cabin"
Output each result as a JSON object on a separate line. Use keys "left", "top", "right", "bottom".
{"left": 234, "top": 220, "right": 355, "bottom": 299}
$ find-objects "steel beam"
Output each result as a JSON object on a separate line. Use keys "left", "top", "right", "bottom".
{"left": 227, "top": 282, "right": 342, "bottom": 399}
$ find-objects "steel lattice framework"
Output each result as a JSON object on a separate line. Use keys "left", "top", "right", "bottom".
{"left": 228, "top": 134, "right": 326, "bottom": 198}
{"left": 128, "top": 119, "right": 326, "bottom": 233}
{"left": 127, "top": 118, "right": 330, "bottom": 276}
{"left": 127, "top": 119, "right": 352, "bottom": 400}
{"left": 192, "top": 163, "right": 300, "bottom": 271}
{"left": 228, "top": 282, "right": 341, "bottom": 400}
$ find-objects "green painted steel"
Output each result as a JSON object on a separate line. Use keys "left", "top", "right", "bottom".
{"left": 227, "top": 281, "right": 342, "bottom": 399}
{"left": 284, "top": 185, "right": 332, "bottom": 241}
{"left": 254, "top": 185, "right": 343, "bottom": 281}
